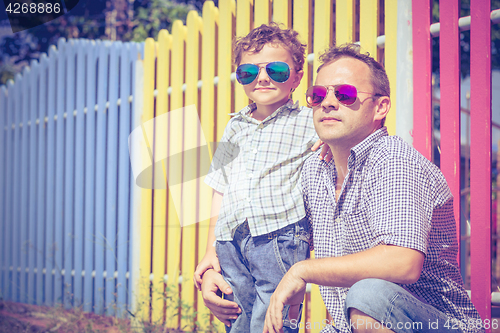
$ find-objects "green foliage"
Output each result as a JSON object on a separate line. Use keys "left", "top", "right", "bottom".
{"left": 125, "top": 0, "right": 195, "bottom": 42}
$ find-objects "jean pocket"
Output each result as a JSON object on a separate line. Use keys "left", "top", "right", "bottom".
{"left": 274, "top": 232, "right": 310, "bottom": 275}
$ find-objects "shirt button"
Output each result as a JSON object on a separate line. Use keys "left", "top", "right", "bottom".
{"left": 335, "top": 217, "right": 340, "bottom": 223}
{"left": 247, "top": 198, "right": 251, "bottom": 202}
{"left": 248, "top": 173, "right": 253, "bottom": 178}
{"left": 253, "top": 149, "right": 258, "bottom": 154}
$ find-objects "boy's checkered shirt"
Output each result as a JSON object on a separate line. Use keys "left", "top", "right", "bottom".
{"left": 301, "top": 127, "right": 482, "bottom": 333}
{"left": 205, "top": 99, "right": 318, "bottom": 241}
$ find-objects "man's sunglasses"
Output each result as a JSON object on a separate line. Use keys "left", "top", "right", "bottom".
{"left": 235, "top": 61, "right": 291, "bottom": 85}
{"left": 305, "top": 84, "right": 381, "bottom": 107}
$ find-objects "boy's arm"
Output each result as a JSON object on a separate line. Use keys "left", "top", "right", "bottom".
{"left": 194, "top": 190, "right": 223, "bottom": 290}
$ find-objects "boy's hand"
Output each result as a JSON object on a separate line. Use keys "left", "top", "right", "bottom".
{"left": 194, "top": 250, "right": 220, "bottom": 291}
{"left": 201, "top": 269, "right": 241, "bottom": 327}
{"left": 310, "top": 139, "right": 332, "bottom": 162}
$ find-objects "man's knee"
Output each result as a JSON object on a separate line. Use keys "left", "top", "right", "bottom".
{"left": 346, "top": 278, "right": 394, "bottom": 309}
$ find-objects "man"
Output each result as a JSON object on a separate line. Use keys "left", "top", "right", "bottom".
{"left": 202, "top": 44, "right": 483, "bottom": 333}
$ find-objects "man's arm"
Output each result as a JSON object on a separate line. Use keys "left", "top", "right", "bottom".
{"left": 264, "top": 244, "right": 424, "bottom": 333}
{"left": 194, "top": 190, "right": 223, "bottom": 290}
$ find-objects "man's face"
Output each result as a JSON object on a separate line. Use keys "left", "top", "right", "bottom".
{"left": 312, "top": 57, "right": 387, "bottom": 149}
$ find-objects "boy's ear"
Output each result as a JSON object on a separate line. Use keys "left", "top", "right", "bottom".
{"left": 292, "top": 70, "right": 304, "bottom": 89}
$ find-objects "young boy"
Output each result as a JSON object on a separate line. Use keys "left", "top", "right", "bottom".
{"left": 193, "top": 23, "right": 318, "bottom": 333}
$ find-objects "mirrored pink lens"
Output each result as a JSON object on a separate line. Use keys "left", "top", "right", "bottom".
{"left": 334, "top": 85, "right": 357, "bottom": 105}
{"left": 306, "top": 86, "right": 328, "bottom": 106}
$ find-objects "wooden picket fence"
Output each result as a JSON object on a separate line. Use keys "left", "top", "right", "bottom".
{"left": 0, "top": 0, "right": 497, "bottom": 332}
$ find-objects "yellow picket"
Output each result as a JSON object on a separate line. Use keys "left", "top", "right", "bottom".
{"left": 292, "top": 0, "right": 311, "bottom": 105}
{"left": 137, "top": 37, "right": 155, "bottom": 321}
{"left": 384, "top": 0, "right": 398, "bottom": 135}
{"left": 313, "top": 0, "right": 333, "bottom": 82}
{"left": 254, "top": 0, "right": 271, "bottom": 26}
{"left": 359, "top": 0, "right": 379, "bottom": 59}
{"left": 180, "top": 11, "right": 202, "bottom": 330}
{"left": 217, "top": 0, "right": 235, "bottom": 133}
{"left": 166, "top": 20, "right": 187, "bottom": 327}
{"left": 151, "top": 30, "right": 172, "bottom": 323}
{"left": 309, "top": 251, "right": 327, "bottom": 333}
{"left": 234, "top": 0, "right": 252, "bottom": 113}
{"left": 197, "top": 0, "right": 218, "bottom": 325}
{"left": 335, "top": 0, "right": 355, "bottom": 45}
{"left": 273, "top": 0, "right": 291, "bottom": 27}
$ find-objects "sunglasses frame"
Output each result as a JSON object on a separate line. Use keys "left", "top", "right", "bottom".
{"left": 235, "top": 61, "right": 291, "bottom": 85}
{"left": 305, "top": 84, "right": 381, "bottom": 107}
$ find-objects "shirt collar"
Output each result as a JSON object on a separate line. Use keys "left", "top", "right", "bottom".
{"left": 348, "top": 127, "right": 388, "bottom": 170}
{"left": 318, "top": 127, "right": 388, "bottom": 177}
{"left": 228, "top": 99, "right": 299, "bottom": 122}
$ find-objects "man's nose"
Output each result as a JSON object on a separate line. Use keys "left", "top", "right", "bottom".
{"left": 320, "top": 88, "right": 339, "bottom": 110}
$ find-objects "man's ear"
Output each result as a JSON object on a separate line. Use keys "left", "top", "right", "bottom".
{"left": 374, "top": 96, "right": 390, "bottom": 122}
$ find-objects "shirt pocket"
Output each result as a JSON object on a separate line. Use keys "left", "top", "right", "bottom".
{"left": 342, "top": 209, "right": 373, "bottom": 254}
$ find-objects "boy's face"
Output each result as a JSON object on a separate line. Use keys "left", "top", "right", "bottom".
{"left": 239, "top": 44, "right": 303, "bottom": 114}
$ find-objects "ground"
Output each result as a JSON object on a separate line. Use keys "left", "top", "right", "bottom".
{"left": 0, "top": 301, "right": 190, "bottom": 333}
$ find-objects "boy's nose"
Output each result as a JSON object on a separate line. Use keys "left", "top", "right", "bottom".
{"left": 257, "top": 68, "right": 270, "bottom": 83}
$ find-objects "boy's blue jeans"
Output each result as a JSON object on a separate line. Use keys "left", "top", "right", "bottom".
{"left": 344, "top": 278, "right": 469, "bottom": 333}
{"left": 216, "top": 218, "right": 310, "bottom": 333}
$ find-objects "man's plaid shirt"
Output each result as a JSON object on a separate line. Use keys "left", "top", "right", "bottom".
{"left": 205, "top": 100, "right": 318, "bottom": 241}
{"left": 301, "top": 128, "right": 482, "bottom": 333}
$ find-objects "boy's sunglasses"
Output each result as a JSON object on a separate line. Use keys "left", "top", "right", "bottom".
{"left": 236, "top": 61, "right": 291, "bottom": 85}
{"left": 305, "top": 84, "right": 381, "bottom": 107}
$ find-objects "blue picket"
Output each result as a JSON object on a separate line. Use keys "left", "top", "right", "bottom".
{"left": 53, "top": 38, "right": 66, "bottom": 305}
{"left": 116, "top": 42, "right": 132, "bottom": 314}
{"left": 12, "top": 74, "right": 23, "bottom": 302}
{"left": 83, "top": 41, "right": 97, "bottom": 313}
{"left": 104, "top": 42, "right": 120, "bottom": 316}
{"left": 0, "top": 85, "right": 7, "bottom": 299}
{"left": 73, "top": 39, "right": 86, "bottom": 308}
{"left": 36, "top": 53, "right": 49, "bottom": 305}
{"left": 45, "top": 45, "right": 58, "bottom": 306}
{"left": 20, "top": 67, "right": 31, "bottom": 303}
{"left": 94, "top": 41, "right": 109, "bottom": 315}
{"left": 27, "top": 60, "right": 39, "bottom": 303}
{"left": 63, "top": 39, "right": 76, "bottom": 309}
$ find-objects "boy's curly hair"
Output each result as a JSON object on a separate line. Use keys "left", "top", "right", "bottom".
{"left": 233, "top": 23, "right": 306, "bottom": 71}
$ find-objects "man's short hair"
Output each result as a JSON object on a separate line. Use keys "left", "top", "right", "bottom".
{"left": 318, "top": 43, "right": 390, "bottom": 126}
{"left": 233, "top": 23, "right": 306, "bottom": 71}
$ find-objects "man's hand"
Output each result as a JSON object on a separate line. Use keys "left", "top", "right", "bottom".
{"left": 201, "top": 269, "right": 241, "bottom": 327}
{"left": 263, "top": 264, "right": 307, "bottom": 333}
{"left": 194, "top": 250, "right": 220, "bottom": 291}
{"left": 310, "top": 139, "right": 332, "bottom": 162}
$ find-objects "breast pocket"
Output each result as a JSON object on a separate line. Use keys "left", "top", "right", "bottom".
{"left": 342, "top": 210, "right": 373, "bottom": 254}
